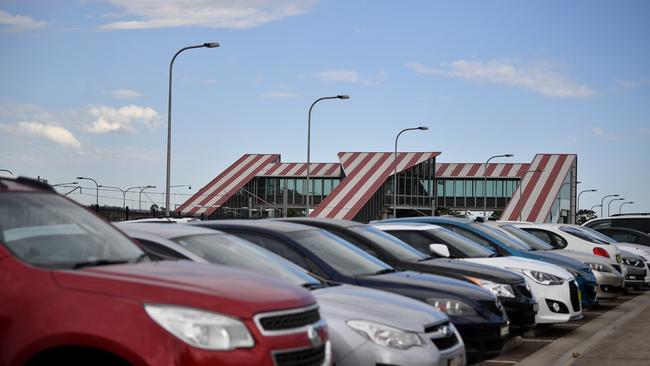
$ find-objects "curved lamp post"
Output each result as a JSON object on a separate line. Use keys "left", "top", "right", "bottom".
{"left": 600, "top": 194, "right": 619, "bottom": 217}
{"left": 578, "top": 189, "right": 597, "bottom": 212}
{"left": 306, "top": 95, "right": 349, "bottom": 215}
{"left": 607, "top": 198, "right": 625, "bottom": 217}
{"left": 619, "top": 201, "right": 634, "bottom": 214}
{"left": 483, "top": 154, "right": 513, "bottom": 218}
{"left": 139, "top": 185, "right": 157, "bottom": 211}
{"left": 393, "top": 126, "right": 428, "bottom": 218}
{"left": 590, "top": 204, "right": 602, "bottom": 212}
{"left": 77, "top": 176, "right": 99, "bottom": 212}
{"left": 0, "top": 169, "right": 14, "bottom": 175}
{"left": 165, "top": 42, "right": 219, "bottom": 217}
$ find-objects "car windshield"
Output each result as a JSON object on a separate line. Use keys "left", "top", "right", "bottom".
{"left": 172, "top": 233, "right": 321, "bottom": 287}
{"left": 559, "top": 226, "right": 610, "bottom": 244}
{"left": 575, "top": 226, "right": 618, "bottom": 243}
{"left": 426, "top": 227, "right": 497, "bottom": 257}
{"left": 497, "top": 225, "right": 554, "bottom": 251}
{"left": 0, "top": 193, "right": 144, "bottom": 269}
{"left": 286, "top": 229, "right": 394, "bottom": 277}
{"left": 348, "top": 225, "right": 428, "bottom": 262}
{"left": 469, "top": 222, "right": 533, "bottom": 251}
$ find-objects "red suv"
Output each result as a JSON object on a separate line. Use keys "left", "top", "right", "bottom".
{"left": 0, "top": 177, "right": 329, "bottom": 366}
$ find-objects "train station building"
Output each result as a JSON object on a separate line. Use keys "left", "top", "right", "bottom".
{"left": 178, "top": 152, "right": 578, "bottom": 223}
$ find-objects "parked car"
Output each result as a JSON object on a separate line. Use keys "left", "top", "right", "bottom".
{"left": 276, "top": 218, "right": 537, "bottom": 333}
{"left": 372, "top": 222, "right": 582, "bottom": 324}
{"left": 0, "top": 177, "right": 328, "bottom": 366}
{"left": 381, "top": 217, "right": 597, "bottom": 309}
{"left": 490, "top": 223, "right": 624, "bottom": 299}
{"left": 584, "top": 214, "right": 650, "bottom": 235}
{"left": 574, "top": 226, "right": 650, "bottom": 261}
{"left": 593, "top": 227, "right": 650, "bottom": 248}
{"left": 192, "top": 220, "right": 509, "bottom": 363}
{"left": 117, "top": 222, "right": 466, "bottom": 366}
{"left": 618, "top": 249, "right": 648, "bottom": 289}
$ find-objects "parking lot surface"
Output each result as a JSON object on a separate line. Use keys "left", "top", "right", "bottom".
{"left": 482, "top": 289, "right": 650, "bottom": 365}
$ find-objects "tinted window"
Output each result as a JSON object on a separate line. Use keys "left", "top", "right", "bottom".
{"left": 0, "top": 193, "right": 143, "bottom": 269}
{"left": 387, "top": 228, "right": 495, "bottom": 258}
{"left": 438, "top": 224, "right": 492, "bottom": 247}
{"left": 523, "top": 228, "right": 567, "bottom": 249}
{"left": 577, "top": 227, "right": 618, "bottom": 243}
{"left": 235, "top": 232, "right": 310, "bottom": 269}
{"left": 469, "top": 223, "right": 532, "bottom": 251}
{"left": 137, "top": 239, "right": 188, "bottom": 260}
{"left": 286, "top": 229, "right": 393, "bottom": 277}
{"left": 609, "top": 232, "right": 636, "bottom": 243}
{"left": 498, "top": 225, "right": 554, "bottom": 251}
{"left": 348, "top": 226, "right": 428, "bottom": 262}
{"left": 559, "top": 226, "right": 610, "bottom": 244}
{"left": 173, "top": 233, "right": 320, "bottom": 287}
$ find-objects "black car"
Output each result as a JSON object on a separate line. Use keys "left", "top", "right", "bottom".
{"left": 276, "top": 218, "right": 537, "bottom": 332}
{"left": 594, "top": 227, "right": 650, "bottom": 247}
{"left": 193, "top": 220, "right": 509, "bottom": 363}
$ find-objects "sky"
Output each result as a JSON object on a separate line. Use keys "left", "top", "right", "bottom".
{"left": 0, "top": 0, "right": 648, "bottom": 214}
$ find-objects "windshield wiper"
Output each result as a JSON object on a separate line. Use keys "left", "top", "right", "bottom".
{"left": 418, "top": 256, "right": 435, "bottom": 262}
{"left": 374, "top": 268, "right": 396, "bottom": 275}
{"left": 301, "top": 282, "right": 328, "bottom": 290}
{"left": 73, "top": 259, "right": 130, "bottom": 269}
{"left": 488, "top": 253, "right": 499, "bottom": 258}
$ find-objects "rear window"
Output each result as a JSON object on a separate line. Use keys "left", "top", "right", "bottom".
{"left": 559, "top": 226, "right": 609, "bottom": 244}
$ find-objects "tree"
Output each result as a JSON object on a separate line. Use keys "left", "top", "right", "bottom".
{"left": 576, "top": 209, "right": 597, "bottom": 225}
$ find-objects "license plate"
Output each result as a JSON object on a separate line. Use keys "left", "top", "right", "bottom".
{"left": 533, "top": 303, "right": 539, "bottom": 312}
{"left": 500, "top": 324, "right": 509, "bottom": 337}
{"left": 616, "top": 254, "right": 622, "bottom": 263}
{"left": 448, "top": 354, "right": 463, "bottom": 366}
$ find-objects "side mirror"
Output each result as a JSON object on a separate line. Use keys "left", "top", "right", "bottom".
{"left": 429, "top": 244, "right": 450, "bottom": 258}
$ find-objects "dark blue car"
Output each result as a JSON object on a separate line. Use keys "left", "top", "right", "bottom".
{"left": 378, "top": 217, "right": 598, "bottom": 308}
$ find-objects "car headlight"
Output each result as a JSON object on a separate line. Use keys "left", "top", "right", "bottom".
{"left": 145, "top": 305, "right": 254, "bottom": 350}
{"left": 586, "top": 262, "right": 613, "bottom": 273}
{"left": 466, "top": 277, "right": 516, "bottom": 298}
{"left": 425, "top": 298, "right": 479, "bottom": 316}
{"left": 507, "top": 268, "right": 564, "bottom": 286}
{"left": 346, "top": 320, "right": 424, "bottom": 350}
{"left": 621, "top": 257, "right": 643, "bottom": 267}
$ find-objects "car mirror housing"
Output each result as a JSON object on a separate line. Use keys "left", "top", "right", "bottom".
{"left": 429, "top": 244, "right": 450, "bottom": 258}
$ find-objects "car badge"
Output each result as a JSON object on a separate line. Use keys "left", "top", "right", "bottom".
{"left": 307, "top": 324, "right": 323, "bottom": 347}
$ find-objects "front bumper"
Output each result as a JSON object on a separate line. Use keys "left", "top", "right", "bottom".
{"left": 575, "top": 276, "right": 598, "bottom": 309}
{"left": 622, "top": 265, "right": 647, "bottom": 287}
{"left": 593, "top": 270, "right": 625, "bottom": 299}
{"left": 453, "top": 320, "right": 508, "bottom": 364}
{"left": 526, "top": 278, "right": 582, "bottom": 324}
{"left": 501, "top": 297, "right": 537, "bottom": 331}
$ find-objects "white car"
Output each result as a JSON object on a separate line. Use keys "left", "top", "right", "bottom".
{"left": 576, "top": 226, "right": 650, "bottom": 261}
{"left": 371, "top": 222, "right": 582, "bottom": 324}
{"left": 506, "top": 222, "right": 622, "bottom": 267}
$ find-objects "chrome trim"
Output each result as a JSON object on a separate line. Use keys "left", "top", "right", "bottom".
{"left": 271, "top": 341, "right": 329, "bottom": 366}
{"left": 254, "top": 303, "right": 321, "bottom": 336}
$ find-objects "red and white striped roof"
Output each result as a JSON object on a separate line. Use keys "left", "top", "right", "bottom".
{"left": 501, "top": 154, "right": 577, "bottom": 222}
{"left": 311, "top": 152, "right": 440, "bottom": 220}
{"left": 178, "top": 154, "right": 280, "bottom": 216}
{"left": 435, "top": 163, "right": 531, "bottom": 178}
{"left": 258, "top": 163, "right": 340, "bottom": 177}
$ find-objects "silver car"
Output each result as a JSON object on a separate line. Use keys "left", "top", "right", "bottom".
{"left": 116, "top": 223, "right": 466, "bottom": 366}
{"left": 619, "top": 249, "right": 648, "bottom": 289}
{"left": 549, "top": 250, "right": 624, "bottom": 299}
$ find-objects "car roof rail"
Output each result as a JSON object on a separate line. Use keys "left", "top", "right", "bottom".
{"left": 15, "top": 176, "right": 56, "bottom": 192}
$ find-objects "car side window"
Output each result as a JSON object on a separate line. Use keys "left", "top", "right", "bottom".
{"left": 438, "top": 224, "right": 506, "bottom": 254}
{"left": 235, "top": 232, "right": 310, "bottom": 270}
{"left": 136, "top": 239, "right": 188, "bottom": 261}
{"left": 331, "top": 231, "right": 380, "bottom": 258}
{"left": 610, "top": 232, "right": 635, "bottom": 243}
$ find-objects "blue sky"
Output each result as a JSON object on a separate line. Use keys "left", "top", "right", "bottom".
{"left": 0, "top": 0, "right": 648, "bottom": 214}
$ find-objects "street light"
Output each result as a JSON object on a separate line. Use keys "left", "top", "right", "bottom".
{"left": 518, "top": 169, "right": 543, "bottom": 221}
{"left": 578, "top": 189, "right": 597, "bottom": 212}
{"left": 607, "top": 198, "right": 625, "bottom": 217}
{"left": 139, "top": 185, "right": 156, "bottom": 211}
{"left": 600, "top": 194, "right": 619, "bottom": 217}
{"left": 0, "top": 169, "right": 14, "bottom": 175}
{"left": 76, "top": 176, "right": 99, "bottom": 212}
{"left": 52, "top": 182, "right": 78, "bottom": 187}
{"left": 393, "top": 126, "right": 428, "bottom": 218}
{"left": 171, "top": 184, "right": 192, "bottom": 189}
{"left": 483, "top": 154, "right": 513, "bottom": 218}
{"left": 619, "top": 201, "right": 634, "bottom": 214}
{"left": 99, "top": 185, "right": 128, "bottom": 209}
{"left": 590, "top": 204, "right": 602, "bottom": 212}
{"left": 306, "top": 95, "right": 349, "bottom": 215}
{"left": 165, "top": 42, "right": 219, "bottom": 218}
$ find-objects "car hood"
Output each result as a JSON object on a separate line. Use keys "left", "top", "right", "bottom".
{"left": 613, "top": 244, "right": 650, "bottom": 260}
{"left": 463, "top": 257, "right": 574, "bottom": 280}
{"left": 53, "top": 260, "right": 315, "bottom": 319}
{"left": 355, "top": 270, "right": 497, "bottom": 302}
{"left": 412, "top": 258, "right": 526, "bottom": 284}
{"left": 313, "top": 284, "right": 447, "bottom": 332}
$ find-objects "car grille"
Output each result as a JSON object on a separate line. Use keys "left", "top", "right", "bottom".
{"left": 256, "top": 306, "right": 320, "bottom": 332}
{"left": 479, "top": 300, "right": 505, "bottom": 316}
{"left": 273, "top": 345, "right": 325, "bottom": 366}
{"left": 425, "top": 321, "right": 459, "bottom": 350}
{"left": 612, "top": 264, "right": 622, "bottom": 273}
{"left": 569, "top": 281, "right": 581, "bottom": 312}
{"left": 515, "top": 282, "right": 533, "bottom": 299}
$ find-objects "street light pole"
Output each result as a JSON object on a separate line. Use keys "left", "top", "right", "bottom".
{"left": 518, "top": 169, "right": 543, "bottom": 221}
{"left": 483, "top": 154, "right": 513, "bottom": 219}
{"left": 607, "top": 198, "right": 625, "bottom": 217}
{"left": 166, "top": 42, "right": 219, "bottom": 218}
{"left": 77, "top": 176, "right": 99, "bottom": 212}
{"left": 578, "top": 189, "right": 597, "bottom": 212}
{"left": 619, "top": 201, "right": 634, "bottom": 214}
{"left": 600, "top": 194, "right": 619, "bottom": 217}
{"left": 393, "top": 126, "right": 428, "bottom": 218}
{"left": 0, "top": 169, "right": 14, "bottom": 175}
{"left": 306, "top": 95, "right": 349, "bottom": 216}
{"left": 99, "top": 185, "right": 127, "bottom": 209}
{"left": 139, "top": 185, "right": 156, "bottom": 211}
{"left": 555, "top": 181, "right": 581, "bottom": 223}
{"left": 590, "top": 204, "right": 602, "bottom": 212}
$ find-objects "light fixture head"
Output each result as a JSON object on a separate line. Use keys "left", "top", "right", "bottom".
{"left": 204, "top": 42, "right": 220, "bottom": 48}
{"left": 418, "top": 126, "right": 429, "bottom": 130}
{"left": 337, "top": 95, "right": 350, "bottom": 99}
{"left": 505, "top": 154, "right": 514, "bottom": 157}
{"left": 76, "top": 176, "right": 84, "bottom": 179}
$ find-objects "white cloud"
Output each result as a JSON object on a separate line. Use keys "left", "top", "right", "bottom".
{"left": 85, "top": 104, "right": 161, "bottom": 134}
{"left": 405, "top": 59, "right": 595, "bottom": 98}
{"left": 0, "top": 10, "right": 46, "bottom": 32}
{"left": 109, "top": 89, "right": 143, "bottom": 99}
{"left": 100, "top": 0, "right": 317, "bottom": 30}
{"left": 311, "top": 69, "right": 360, "bottom": 83}
{"left": 260, "top": 91, "right": 300, "bottom": 98}
{"left": 0, "top": 121, "right": 81, "bottom": 148}
{"left": 592, "top": 127, "right": 605, "bottom": 136}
